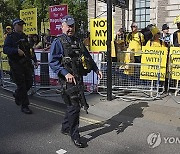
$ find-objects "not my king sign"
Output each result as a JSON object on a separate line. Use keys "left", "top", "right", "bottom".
{"left": 90, "top": 18, "right": 114, "bottom": 52}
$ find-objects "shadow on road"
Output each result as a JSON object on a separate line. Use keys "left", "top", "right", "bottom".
{"left": 80, "top": 102, "right": 149, "bottom": 142}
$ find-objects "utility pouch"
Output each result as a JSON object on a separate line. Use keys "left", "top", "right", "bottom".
{"left": 65, "top": 85, "right": 80, "bottom": 100}
{"left": 80, "top": 55, "right": 93, "bottom": 76}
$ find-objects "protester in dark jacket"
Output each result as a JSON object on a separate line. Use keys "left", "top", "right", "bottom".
{"left": 173, "top": 22, "right": 180, "bottom": 47}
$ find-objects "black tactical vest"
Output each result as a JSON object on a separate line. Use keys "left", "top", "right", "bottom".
{"left": 58, "top": 35, "right": 92, "bottom": 76}
{"left": 7, "top": 32, "right": 32, "bottom": 63}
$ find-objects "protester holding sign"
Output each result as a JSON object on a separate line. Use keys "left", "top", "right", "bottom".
{"left": 126, "top": 22, "right": 144, "bottom": 63}
{"left": 146, "top": 26, "right": 166, "bottom": 47}
{"left": 145, "top": 26, "right": 168, "bottom": 91}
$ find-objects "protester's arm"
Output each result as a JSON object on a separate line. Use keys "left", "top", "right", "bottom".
{"left": 3, "top": 35, "right": 18, "bottom": 55}
{"left": 49, "top": 39, "right": 68, "bottom": 77}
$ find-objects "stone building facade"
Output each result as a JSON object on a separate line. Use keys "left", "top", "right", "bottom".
{"left": 88, "top": 0, "right": 180, "bottom": 34}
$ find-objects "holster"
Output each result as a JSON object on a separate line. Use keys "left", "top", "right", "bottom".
{"left": 64, "top": 85, "right": 81, "bottom": 100}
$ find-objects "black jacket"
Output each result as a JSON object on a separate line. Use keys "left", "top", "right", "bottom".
{"left": 173, "top": 30, "right": 180, "bottom": 47}
{"left": 3, "top": 31, "right": 36, "bottom": 63}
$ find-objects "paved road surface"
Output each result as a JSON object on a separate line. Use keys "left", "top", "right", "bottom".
{"left": 0, "top": 89, "right": 179, "bottom": 154}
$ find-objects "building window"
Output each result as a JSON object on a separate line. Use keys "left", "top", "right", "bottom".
{"left": 134, "top": 0, "right": 150, "bottom": 29}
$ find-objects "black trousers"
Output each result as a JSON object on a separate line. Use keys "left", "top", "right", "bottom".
{"left": 61, "top": 91, "right": 81, "bottom": 140}
{"left": 9, "top": 61, "right": 33, "bottom": 106}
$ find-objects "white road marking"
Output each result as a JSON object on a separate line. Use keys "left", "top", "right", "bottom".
{"left": 83, "top": 134, "right": 92, "bottom": 139}
{"left": 56, "top": 149, "right": 67, "bottom": 154}
{"left": 104, "top": 124, "right": 110, "bottom": 127}
{"left": 0, "top": 93, "right": 102, "bottom": 124}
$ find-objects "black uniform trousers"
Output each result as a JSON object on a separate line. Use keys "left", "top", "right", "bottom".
{"left": 61, "top": 91, "right": 81, "bottom": 140}
{"left": 9, "top": 60, "right": 33, "bottom": 106}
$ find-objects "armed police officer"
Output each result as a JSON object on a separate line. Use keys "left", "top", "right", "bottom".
{"left": 3, "top": 18, "right": 37, "bottom": 114}
{"left": 49, "top": 15, "right": 102, "bottom": 148}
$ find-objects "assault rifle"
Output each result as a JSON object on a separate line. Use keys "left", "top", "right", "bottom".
{"left": 62, "top": 56, "right": 89, "bottom": 114}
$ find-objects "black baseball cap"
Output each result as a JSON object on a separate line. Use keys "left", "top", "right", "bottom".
{"left": 12, "top": 18, "right": 26, "bottom": 26}
{"left": 162, "top": 24, "right": 169, "bottom": 30}
{"left": 61, "top": 15, "right": 75, "bottom": 25}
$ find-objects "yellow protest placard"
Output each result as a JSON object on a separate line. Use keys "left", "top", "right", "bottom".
{"left": 20, "top": 8, "right": 37, "bottom": 35}
{"left": 41, "top": 22, "right": 50, "bottom": 34}
{"left": 169, "top": 47, "right": 180, "bottom": 80}
{"left": 0, "top": 47, "right": 10, "bottom": 71}
{"left": 0, "top": 23, "right": 4, "bottom": 46}
{"left": 90, "top": 18, "right": 114, "bottom": 55}
{"left": 140, "top": 46, "right": 168, "bottom": 81}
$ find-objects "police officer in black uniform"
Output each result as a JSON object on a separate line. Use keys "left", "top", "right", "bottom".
{"left": 49, "top": 15, "right": 102, "bottom": 148}
{"left": 3, "top": 18, "right": 36, "bottom": 114}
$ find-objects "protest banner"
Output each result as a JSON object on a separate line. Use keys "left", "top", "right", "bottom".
{"left": 49, "top": 5, "right": 68, "bottom": 36}
{"left": 140, "top": 46, "right": 168, "bottom": 81}
{"left": 0, "top": 23, "right": 4, "bottom": 46}
{"left": 90, "top": 18, "right": 115, "bottom": 56}
{"left": 20, "top": 8, "right": 37, "bottom": 35}
{"left": 169, "top": 47, "right": 180, "bottom": 80}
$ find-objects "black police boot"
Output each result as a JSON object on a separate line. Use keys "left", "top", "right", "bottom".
{"left": 21, "top": 105, "right": 32, "bottom": 114}
{"left": 61, "top": 129, "right": 70, "bottom": 135}
{"left": 72, "top": 139, "right": 86, "bottom": 148}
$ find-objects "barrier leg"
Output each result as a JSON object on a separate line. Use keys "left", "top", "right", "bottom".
{"left": 150, "top": 80, "right": 153, "bottom": 97}
{"left": 175, "top": 80, "right": 179, "bottom": 96}
{"left": 40, "top": 52, "right": 50, "bottom": 86}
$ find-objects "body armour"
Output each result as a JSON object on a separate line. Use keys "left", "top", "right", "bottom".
{"left": 5, "top": 32, "right": 32, "bottom": 63}
{"left": 58, "top": 35, "right": 93, "bottom": 76}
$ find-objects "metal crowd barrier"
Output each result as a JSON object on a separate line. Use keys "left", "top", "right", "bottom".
{"left": 2, "top": 49, "right": 175, "bottom": 100}
{"left": 0, "top": 57, "right": 16, "bottom": 92}
{"left": 97, "top": 50, "right": 164, "bottom": 100}
{"left": 0, "top": 50, "right": 103, "bottom": 97}
{"left": 168, "top": 52, "right": 180, "bottom": 96}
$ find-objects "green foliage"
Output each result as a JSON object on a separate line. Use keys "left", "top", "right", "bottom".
{"left": 0, "top": 0, "right": 88, "bottom": 33}
{"left": 0, "top": 0, "right": 20, "bottom": 28}
{"left": 62, "top": 0, "right": 88, "bottom": 31}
